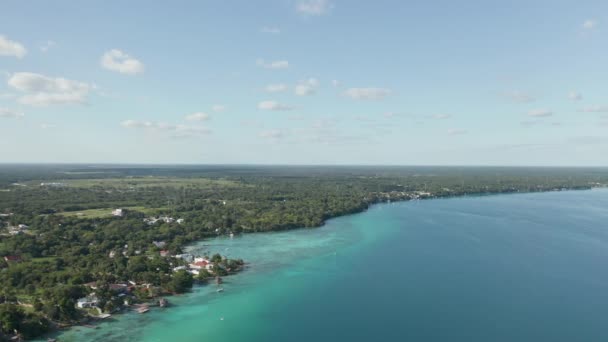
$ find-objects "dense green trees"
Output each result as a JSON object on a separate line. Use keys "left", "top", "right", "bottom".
{"left": 0, "top": 304, "right": 50, "bottom": 339}
{"left": 167, "top": 270, "right": 194, "bottom": 294}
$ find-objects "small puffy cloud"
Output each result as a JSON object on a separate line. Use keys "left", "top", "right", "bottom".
{"left": 432, "top": 114, "right": 451, "bottom": 120}
{"left": 528, "top": 109, "right": 553, "bottom": 117}
{"left": 261, "top": 27, "right": 281, "bottom": 34}
{"left": 257, "top": 100, "right": 294, "bottom": 111}
{"left": 447, "top": 128, "right": 467, "bottom": 136}
{"left": 0, "top": 108, "right": 24, "bottom": 119}
{"left": 185, "top": 112, "right": 210, "bottom": 121}
{"left": 256, "top": 59, "right": 289, "bottom": 69}
{"left": 579, "top": 105, "right": 608, "bottom": 113}
{"left": 8, "top": 72, "right": 92, "bottom": 106}
{"left": 583, "top": 19, "right": 598, "bottom": 29}
{"left": 0, "top": 35, "right": 27, "bottom": 58}
{"left": 296, "top": 0, "right": 333, "bottom": 15}
{"left": 39, "top": 40, "right": 56, "bottom": 53}
{"left": 212, "top": 105, "right": 226, "bottom": 112}
{"left": 265, "top": 83, "right": 289, "bottom": 93}
{"left": 121, "top": 120, "right": 210, "bottom": 138}
{"left": 568, "top": 91, "right": 582, "bottom": 101}
{"left": 101, "top": 49, "right": 144, "bottom": 75}
{"left": 505, "top": 91, "right": 535, "bottom": 103}
{"left": 343, "top": 87, "right": 391, "bottom": 100}
{"left": 259, "top": 129, "right": 284, "bottom": 139}
{"left": 295, "top": 78, "right": 319, "bottom": 96}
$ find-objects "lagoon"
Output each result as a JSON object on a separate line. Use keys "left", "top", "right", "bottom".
{"left": 55, "top": 189, "right": 608, "bottom": 341}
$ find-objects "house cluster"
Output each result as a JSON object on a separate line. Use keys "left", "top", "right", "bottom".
{"left": 76, "top": 282, "right": 132, "bottom": 310}
{"left": 40, "top": 182, "right": 66, "bottom": 187}
{"left": 108, "top": 244, "right": 142, "bottom": 258}
{"left": 144, "top": 216, "right": 184, "bottom": 225}
{"left": 6, "top": 224, "right": 29, "bottom": 235}
{"left": 412, "top": 191, "right": 432, "bottom": 199}
{"left": 171, "top": 256, "right": 216, "bottom": 276}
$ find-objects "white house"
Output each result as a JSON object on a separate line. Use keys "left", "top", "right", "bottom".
{"left": 77, "top": 295, "right": 99, "bottom": 309}
{"left": 112, "top": 209, "right": 124, "bottom": 217}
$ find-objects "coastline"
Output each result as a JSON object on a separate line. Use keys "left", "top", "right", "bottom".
{"left": 38, "top": 185, "right": 607, "bottom": 340}
{"left": 49, "top": 187, "right": 608, "bottom": 342}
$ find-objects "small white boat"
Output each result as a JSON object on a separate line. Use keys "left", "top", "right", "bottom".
{"left": 217, "top": 287, "right": 224, "bottom": 292}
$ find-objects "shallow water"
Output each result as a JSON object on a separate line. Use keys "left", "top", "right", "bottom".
{"left": 53, "top": 189, "right": 608, "bottom": 341}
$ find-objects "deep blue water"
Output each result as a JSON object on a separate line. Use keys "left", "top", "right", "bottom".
{"left": 57, "top": 189, "right": 608, "bottom": 341}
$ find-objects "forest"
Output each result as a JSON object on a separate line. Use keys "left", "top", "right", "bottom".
{"left": 0, "top": 164, "right": 607, "bottom": 340}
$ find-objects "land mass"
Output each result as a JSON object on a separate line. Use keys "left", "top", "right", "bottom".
{"left": 0, "top": 165, "right": 607, "bottom": 340}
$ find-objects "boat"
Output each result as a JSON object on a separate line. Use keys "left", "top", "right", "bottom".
{"left": 217, "top": 287, "right": 224, "bottom": 292}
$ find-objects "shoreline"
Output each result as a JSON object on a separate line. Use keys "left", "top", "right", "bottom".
{"left": 42, "top": 185, "right": 606, "bottom": 341}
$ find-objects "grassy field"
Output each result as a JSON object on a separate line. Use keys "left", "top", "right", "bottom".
{"left": 59, "top": 206, "right": 165, "bottom": 219}
{"left": 37, "top": 177, "right": 244, "bottom": 189}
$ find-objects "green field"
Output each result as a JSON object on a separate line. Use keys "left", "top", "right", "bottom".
{"left": 59, "top": 206, "right": 164, "bottom": 218}
{"left": 62, "top": 177, "right": 243, "bottom": 188}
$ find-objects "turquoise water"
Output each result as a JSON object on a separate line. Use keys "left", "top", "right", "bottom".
{"left": 54, "top": 189, "right": 608, "bottom": 341}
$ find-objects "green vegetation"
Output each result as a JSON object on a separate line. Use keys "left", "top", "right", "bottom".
{"left": 58, "top": 206, "right": 163, "bottom": 219}
{"left": 0, "top": 164, "right": 607, "bottom": 339}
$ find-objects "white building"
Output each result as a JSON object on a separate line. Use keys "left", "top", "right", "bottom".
{"left": 112, "top": 209, "right": 124, "bottom": 217}
{"left": 77, "top": 295, "right": 99, "bottom": 309}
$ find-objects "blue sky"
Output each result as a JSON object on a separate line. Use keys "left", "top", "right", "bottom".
{"left": 1, "top": 0, "right": 607, "bottom": 165}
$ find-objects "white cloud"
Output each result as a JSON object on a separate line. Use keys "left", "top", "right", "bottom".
{"left": 265, "top": 83, "right": 289, "bottom": 93}
{"left": 121, "top": 120, "right": 210, "bottom": 138}
{"left": 583, "top": 19, "right": 598, "bottom": 30}
{"left": 261, "top": 27, "right": 281, "bottom": 34}
{"left": 568, "top": 91, "right": 582, "bottom": 101}
{"left": 447, "top": 128, "right": 467, "bottom": 135}
{"left": 259, "top": 129, "right": 284, "bottom": 139}
{"left": 0, "top": 108, "right": 24, "bottom": 119}
{"left": 295, "top": 78, "right": 319, "bottom": 96}
{"left": 0, "top": 35, "right": 27, "bottom": 58}
{"left": 296, "top": 0, "right": 333, "bottom": 15}
{"left": 185, "top": 112, "right": 210, "bottom": 121}
{"left": 505, "top": 91, "right": 535, "bottom": 103}
{"left": 8, "top": 72, "right": 92, "bottom": 106}
{"left": 257, "top": 100, "right": 294, "bottom": 111}
{"left": 331, "top": 79, "right": 340, "bottom": 87}
{"left": 256, "top": 59, "right": 289, "bottom": 69}
{"left": 39, "top": 40, "right": 56, "bottom": 53}
{"left": 579, "top": 105, "right": 608, "bottom": 113}
{"left": 432, "top": 114, "right": 451, "bottom": 120}
{"left": 528, "top": 109, "right": 553, "bottom": 117}
{"left": 212, "top": 105, "right": 226, "bottom": 112}
{"left": 343, "top": 87, "right": 391, "bottom": 100}
{"left": 101, "top": 49, "right": 144, "bottom": 75}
